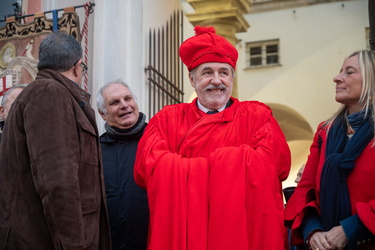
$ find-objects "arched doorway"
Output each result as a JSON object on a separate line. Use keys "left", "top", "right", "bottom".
{"left": 267, "top": 103, "right": 314, "bottom": 188}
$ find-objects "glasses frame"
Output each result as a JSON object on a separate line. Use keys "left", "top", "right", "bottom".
{"left": 73, "top": 59, "right": 88, "bottom": 75}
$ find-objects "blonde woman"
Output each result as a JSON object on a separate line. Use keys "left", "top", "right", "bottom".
{"left": 285, "top": 50, "right": 375, "bottom": 250}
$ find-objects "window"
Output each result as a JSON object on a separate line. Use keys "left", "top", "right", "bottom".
{"left": 246, "top": 39, "right": 280, "bottom": 68}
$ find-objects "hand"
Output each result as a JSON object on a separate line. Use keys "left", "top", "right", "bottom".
{"left": 309, "top": 231, "right": 333, "bottom": 250}
{"left": 324, "top": 225, "right": 348, "bottom": 250}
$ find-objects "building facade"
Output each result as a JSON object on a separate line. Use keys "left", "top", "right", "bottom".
{"left": 0, "top": 0, "right": 370, "bottom": 187}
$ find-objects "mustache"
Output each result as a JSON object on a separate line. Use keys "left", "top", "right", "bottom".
{"left": 205, "top": 83, "right": 227, "bottom": 91}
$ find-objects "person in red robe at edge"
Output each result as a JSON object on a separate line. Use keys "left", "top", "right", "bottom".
{"left": 133, "top": 25, "right": 291, "bottom": 250}
{"left": 285, "top": 50, "right": 375, "bottom": 250}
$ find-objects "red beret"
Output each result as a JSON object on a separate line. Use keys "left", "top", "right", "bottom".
{"left": 179, "top": 26, "right": 238, "bottom": 71}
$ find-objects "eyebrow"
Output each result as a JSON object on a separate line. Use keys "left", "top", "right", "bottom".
{"left": 108, "top": 94, "right": 132, "bottom": 102}
{"left": 201, "top": 66, "right": 230, "bottom": 71}
{"left": 346, "top": 66, "right": 357, "bottom": 70}
{"left": 340, "top": 65, "right": 357, "bottom": 72}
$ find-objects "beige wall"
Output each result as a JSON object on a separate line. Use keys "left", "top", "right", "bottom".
{"left": 235, "top": 0, "right": 367, "bottom": 187}
{"left": 182, "top": 0, "right": 368, "bottom": 187}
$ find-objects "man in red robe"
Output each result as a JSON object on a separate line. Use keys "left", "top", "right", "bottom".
{"left": 134, "top": 26, "right": 291, "bottom": 250}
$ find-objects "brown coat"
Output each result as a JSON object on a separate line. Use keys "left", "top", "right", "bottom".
{"left": 0, "top": 69, "right": 111, "bottom": 249}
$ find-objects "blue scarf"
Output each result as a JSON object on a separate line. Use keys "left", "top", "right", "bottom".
{"left": 320, "top": 112, "right": 373, "bottom": 230}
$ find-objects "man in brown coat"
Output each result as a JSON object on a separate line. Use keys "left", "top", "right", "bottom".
{"left": 0, "top": 31, "right": 111, "bottom": 249}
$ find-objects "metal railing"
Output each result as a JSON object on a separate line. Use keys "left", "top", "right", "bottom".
{"left": 145, "top": 10, "right": 184, "bottom": 119}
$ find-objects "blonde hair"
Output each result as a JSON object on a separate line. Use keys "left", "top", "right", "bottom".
{"left": 325, "top": 50, "right": 375, "bottom": 146}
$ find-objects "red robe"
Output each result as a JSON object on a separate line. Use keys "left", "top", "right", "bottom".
{"left": 285, "top": 122, "right": 375, "bottom": 245}
{"left": 134, "top": 97, "right": 291, "bottom": 250}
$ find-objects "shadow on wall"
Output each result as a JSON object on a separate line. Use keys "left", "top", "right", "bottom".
{"left": 268, "top": 103, "right": 313, "bottom": 141}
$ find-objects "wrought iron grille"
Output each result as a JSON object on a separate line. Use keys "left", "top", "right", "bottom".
{"left": 146, "top": 10, "right": 184, "bottom": 119}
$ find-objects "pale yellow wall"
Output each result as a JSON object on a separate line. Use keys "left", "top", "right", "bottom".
{"left": 182, "top": 0, "right": 368, "bottom": 188}
{"left": 237, "top": 0, "right": 366, "bottom": 130}
{"left": 184, "top": 0, "right": 367, "bottom": 127}
{"left": 233, "top": 0, "right": 367, "bottom": 186}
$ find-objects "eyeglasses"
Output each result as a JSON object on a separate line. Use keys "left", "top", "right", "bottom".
{"left": 80, "top": 62, "right": 88, "bottom": 75}
{"left": 73, "top": 59, "right": 88, "bottom": 75}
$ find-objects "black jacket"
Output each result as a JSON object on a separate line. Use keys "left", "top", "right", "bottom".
{"left": 100, "top": 120, "right": 149, "bottom": 250}
{"left": 0, "top": 120, "right": 3, "bottom": 140}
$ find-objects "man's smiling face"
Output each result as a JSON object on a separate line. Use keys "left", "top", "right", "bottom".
{"left": 100, "top": 83, "right": 139, "bottom": 129}
{"left": 189, "top": 62, "right": 234, "bottom": 110}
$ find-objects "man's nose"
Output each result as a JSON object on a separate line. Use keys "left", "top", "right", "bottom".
{"left": 211, "top": 73, "right": 221, "bottom": 84}
{"left": 120, "top": 99, "right": 129, "bottom": 108}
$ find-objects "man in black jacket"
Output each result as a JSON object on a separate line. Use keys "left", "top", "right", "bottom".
{"left": 97, "top": 79, "right": 149, "bottom": 250}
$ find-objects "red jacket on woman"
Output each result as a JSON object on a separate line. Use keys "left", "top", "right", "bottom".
{"left": 285, "top": 122, "right": 375, "bottom": 247}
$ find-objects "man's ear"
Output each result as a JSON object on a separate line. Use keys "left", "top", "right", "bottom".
{"left": 99, "top": 111, "right": 106, "bottom": 121}
{"left": 188, "top": 72, "right": 195, "bottom": 88}
{"left": 73, "top": 59, "right": 82, "bottom": 77}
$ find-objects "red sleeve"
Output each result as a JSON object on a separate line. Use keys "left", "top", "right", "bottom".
{"left": 284, "top": 123, "right": 325, "bottom": 244}
{"left": 356, "top": 200, "right": 375, "bottom": 235}
{"left": 134, "top": 110, "right": 210, "bottom": 250}
{"left": 207, "top": 111, "right": 291, "bottom": 250}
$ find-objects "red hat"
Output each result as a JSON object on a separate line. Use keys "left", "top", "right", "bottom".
{"left": 179, "top": 26, "right": 238, "bottom": 71}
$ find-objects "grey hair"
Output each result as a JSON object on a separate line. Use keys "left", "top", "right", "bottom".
{"left": 96, "top": 79, "right": 136, "bottom": 114}
{"left": 37, "top": 31, "right": 82, "bottom": 72}
{"left": 1, "top": 84, "right": 28, "bottom": 106}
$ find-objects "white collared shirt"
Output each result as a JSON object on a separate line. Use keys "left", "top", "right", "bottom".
{"left": 197, "top": 100, "right": 226, "bottom": 113}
